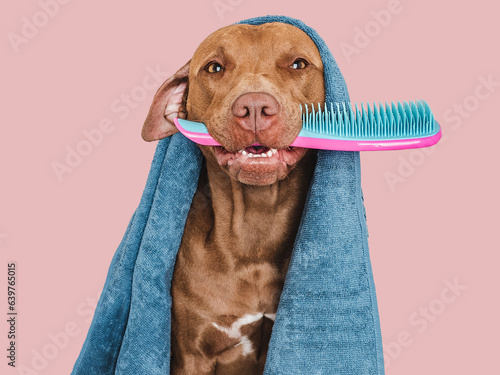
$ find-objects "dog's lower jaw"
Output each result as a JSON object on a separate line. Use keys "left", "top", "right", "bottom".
{"left": 203, "top": 145, "right": 309, "bottom": 186}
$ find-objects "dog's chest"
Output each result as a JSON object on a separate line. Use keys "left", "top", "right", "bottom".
{"left": 171, "top": 176, "right": 301, "bottom": 365}
{"left": 184, "top": 247, "right": 286, "bottom": 314}
{"left": 174, "top": 239, "right": 284, "bottom": 361}
{"left": 175, "top": 189, "right": 292, "bottom": 315}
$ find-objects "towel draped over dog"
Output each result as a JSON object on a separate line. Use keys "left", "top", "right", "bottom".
{"left": 72, "top": 15, "right": 385, "bottom": 375}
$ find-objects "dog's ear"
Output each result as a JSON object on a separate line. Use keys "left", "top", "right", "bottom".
{"left": 142, "top": 61, "right": 190, "bottom": 141}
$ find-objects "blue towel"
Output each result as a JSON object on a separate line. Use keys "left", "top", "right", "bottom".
{"left": 72, "top": 15, "right": 385, "bottom": 375}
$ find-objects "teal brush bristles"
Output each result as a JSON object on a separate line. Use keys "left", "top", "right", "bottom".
{"left": 300, "top": 100, "right": 438, "bottom": 140}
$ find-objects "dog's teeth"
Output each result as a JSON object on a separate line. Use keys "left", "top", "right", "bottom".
{"left": 254, "top": 154, "right": 261, "bottom": 158}
{"left": 267, "top": 150, "right": 273, "bottom": 157}
{"left": 242, "top": 150, "right": 248, "bottom": 156}
{"left": 238, "top": 150, "right": 243, "bottom": 154}
{"left": 248, "top": 153, "right": 254, "bottom": 158}
{"left": 261, "top": 153, "right": 267, "bottom": 157}
{"left": 271, "top": 148, "right": 277, "bottom": 154}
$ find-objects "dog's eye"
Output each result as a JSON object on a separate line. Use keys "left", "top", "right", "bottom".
{"left": 205, "top": 62, "right": 224, "bottom": 73}
{"left": 290, "top": 59, "right": 308, "bottom": 69}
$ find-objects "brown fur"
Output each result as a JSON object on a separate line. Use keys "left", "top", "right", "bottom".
{"left": 142, "top": 22, "right": 325, "bottom": 374}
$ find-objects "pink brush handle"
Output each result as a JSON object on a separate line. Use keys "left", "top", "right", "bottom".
{"left": 289, "top": 128, "right": 442, "bottom": 151}
{"left": 174, "top": 118, "right": 221, "bottom": 146}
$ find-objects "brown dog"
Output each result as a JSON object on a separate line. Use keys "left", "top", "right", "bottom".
{"left": 142, "top": 22, "right": 325, "bottom": 374}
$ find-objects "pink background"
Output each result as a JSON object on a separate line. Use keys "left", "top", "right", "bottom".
{"left": 1, "top": 0, "right": 499, "bottom": 374}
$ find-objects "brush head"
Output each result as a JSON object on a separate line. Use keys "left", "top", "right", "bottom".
{"left": 293, "top": 100, "right": 441, "bottom": 151}
{"left": 300, "top": 100, "right": 439, "bottom": 140}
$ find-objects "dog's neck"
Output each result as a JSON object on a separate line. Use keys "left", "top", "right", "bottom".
{"left": 201, "top": 152, "right": 315, "bottom": 261}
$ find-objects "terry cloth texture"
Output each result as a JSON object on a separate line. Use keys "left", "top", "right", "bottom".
{"left": 71, "top": 15, "right": 385, "bottom": 375}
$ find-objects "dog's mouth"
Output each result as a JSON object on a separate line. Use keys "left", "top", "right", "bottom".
{"left": 236, "top": 145, "right": 277, "bottom": 158}
{"left": 211, "top": 144, "right": 307, "bottom": 185}
{"left": 214, "top": 145, "right": 305, "bottom": 164}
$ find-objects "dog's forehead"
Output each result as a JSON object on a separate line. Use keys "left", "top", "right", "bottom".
{"left": 192, "top": 22, "right": 322, "bottom": 66}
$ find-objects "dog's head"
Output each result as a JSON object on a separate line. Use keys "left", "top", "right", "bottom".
{"left": 142, "top": 22, "right": 325, "bottom": 185}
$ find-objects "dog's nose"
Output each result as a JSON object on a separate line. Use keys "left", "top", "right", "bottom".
{"left": 232, "top": 93, "right": 279, "bottom": 132}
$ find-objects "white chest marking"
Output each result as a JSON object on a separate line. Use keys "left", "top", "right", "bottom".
{"left": 212, "top": 313, "right": 264, "bottom": 356}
